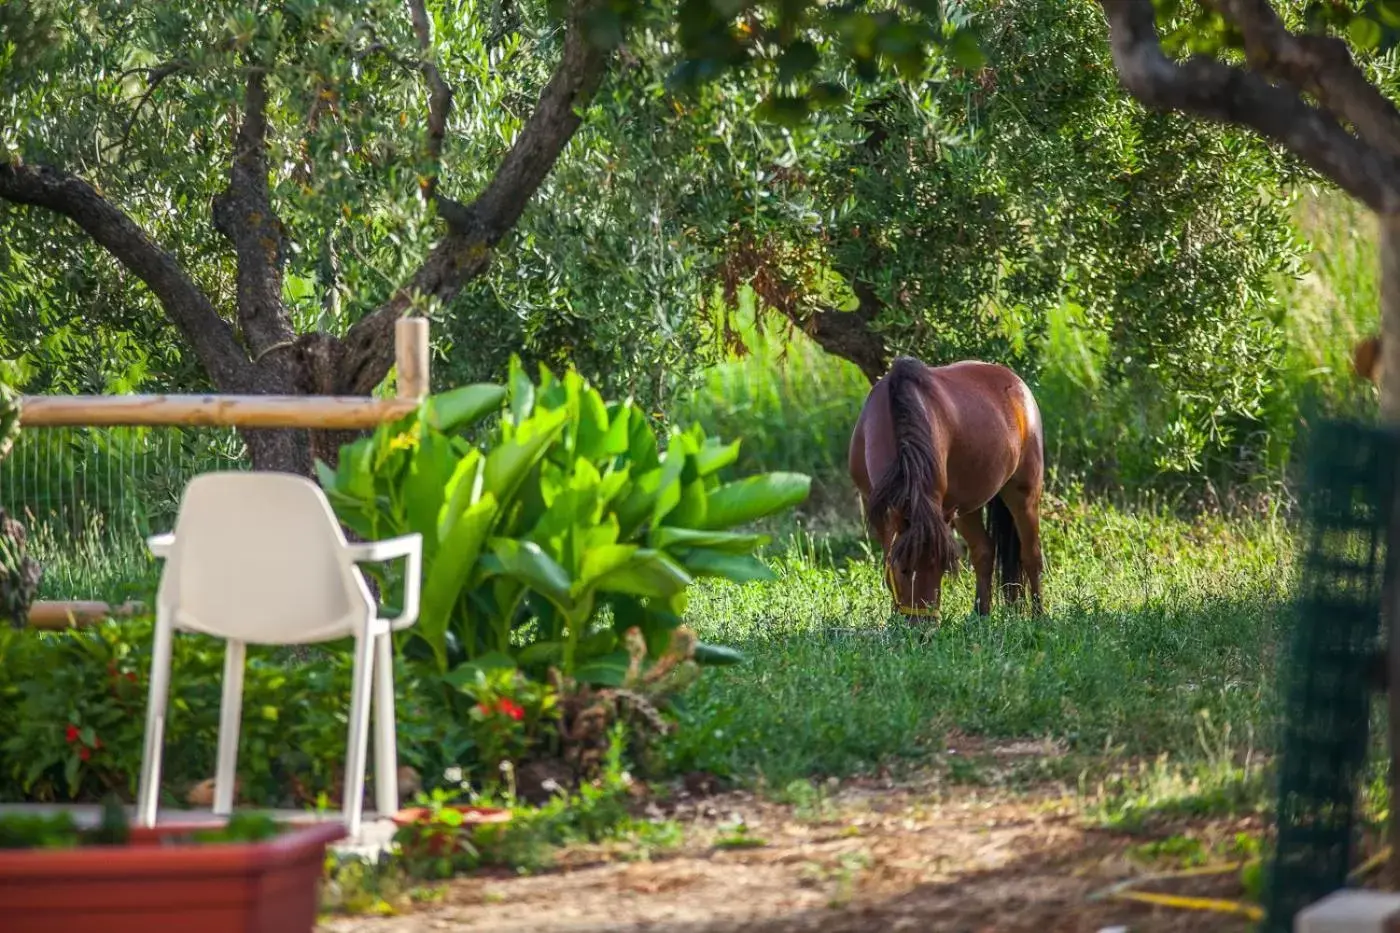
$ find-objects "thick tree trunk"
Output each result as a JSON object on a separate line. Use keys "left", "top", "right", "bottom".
{"left": 233, "top": 337, "right": 373, "bottom": 474}
{"left": 1380, "top": 214, "right": 1400, "bottom": 889}
{"left": 236, "top": 347, "right": 318, "bottom": 474}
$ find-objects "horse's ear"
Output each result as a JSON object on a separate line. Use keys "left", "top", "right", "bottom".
{"left": 1354, "top": 334, "right": 1381, "bottom": 385}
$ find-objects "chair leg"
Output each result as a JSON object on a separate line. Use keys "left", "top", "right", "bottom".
{"left": 213, "top": 639, "right": 246, "bottom": 816}
{"left": 372, "top": 632, "right": 399, "bottom": 818}
{"left": 136, "top": 613, "right": 175, "bottom": 828}
{"left": 342, "top": 632, "right": 376, "bottom": 839}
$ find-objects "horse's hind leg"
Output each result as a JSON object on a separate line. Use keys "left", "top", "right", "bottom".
{"left": 1002, "top": 492, "right": 1044, "bottom": 615}
{"left": 954, "top": 510, "right": 994, "bottom": 616}
{"left": 998, "top": 473, "right": 1045, "bottom": 615}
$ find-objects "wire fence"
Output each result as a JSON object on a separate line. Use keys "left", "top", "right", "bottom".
{"left": 1, "top": 424, "right": 248, "bottom": 599}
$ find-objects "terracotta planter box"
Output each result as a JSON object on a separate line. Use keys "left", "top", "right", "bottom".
{"left": 0, "top": 819, "right": 346, "bottom": 933}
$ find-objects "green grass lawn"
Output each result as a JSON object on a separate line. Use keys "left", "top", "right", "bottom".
{"left": 668, "top": 501, "right": 1294, "bottom": 791}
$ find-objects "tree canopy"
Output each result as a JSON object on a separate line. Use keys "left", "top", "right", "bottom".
{"left": 0, "top": 0, "right": 1322, "bottom": 478}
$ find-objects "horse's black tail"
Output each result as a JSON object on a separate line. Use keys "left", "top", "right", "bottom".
{"left": 985, "top": 494, "right": 1024, "bottom": 601}
{"left": 866, "top": 357, "right": 958, "bottom": 576}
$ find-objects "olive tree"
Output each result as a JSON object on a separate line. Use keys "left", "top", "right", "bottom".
{"left": 0, "top": 0, "right": 985, "bottom": 472}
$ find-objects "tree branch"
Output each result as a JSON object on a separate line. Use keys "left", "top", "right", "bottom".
{"left": 212, "top": 68, "right": 296, "bottom": 360}
{"left": 404, "top": 0, "right": 470, "bottom": 227}
{"left": 795, "top": 282, "right": 890, "bottom": 384}
{"left": 335, "top": 1, "right": 612, "bottom": 395}
{"left": 106, "top": 60, "right": 188, "bottom": 155}
{"left": 0, "top": 161, "right": 250, "bottom": 390}
{"left": 1099, "top": 0, "right": 1400, "bottom": 213}
{"left": 1210, "top": 0, "right": 1400, "bottom": 158}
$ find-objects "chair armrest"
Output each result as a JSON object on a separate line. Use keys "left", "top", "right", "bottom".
{"left": 344, "top": 533, "right": 422, "bottom": 631}
{"left": 343, "top": 534, "right": 420, "bottom": 563}
{"left": 147, "top": 533, "right": 176, "bottom": 559}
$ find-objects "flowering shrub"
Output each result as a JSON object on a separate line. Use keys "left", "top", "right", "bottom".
{"left": 456, "top": 667, "right": 556, "bottom": 780}
{"left": 0, "top": 621, "right": 441, "bottom": 805}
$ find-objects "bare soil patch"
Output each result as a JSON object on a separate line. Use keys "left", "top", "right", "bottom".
{"left": 321, "top": 755, "right": 1263, "bottom": 933}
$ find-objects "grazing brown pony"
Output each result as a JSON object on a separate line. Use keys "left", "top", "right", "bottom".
{"left": 849, "top": 356, "right": 1045, "bottom": 618}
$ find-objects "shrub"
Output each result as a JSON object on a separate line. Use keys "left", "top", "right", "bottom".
{"left": 318, "top": 358, "right": 809, "bottom": 687}
{"left": 0, "top": 621, "right": 439, "bottom": 806}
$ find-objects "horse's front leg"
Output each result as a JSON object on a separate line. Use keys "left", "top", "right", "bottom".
{"left": 954, "top": 510, "right": 994, "bottom": 616}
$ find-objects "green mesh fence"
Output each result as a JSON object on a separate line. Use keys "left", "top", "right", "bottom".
{"left": 1264, "top": 419, "right": 1399, "bottom": 930}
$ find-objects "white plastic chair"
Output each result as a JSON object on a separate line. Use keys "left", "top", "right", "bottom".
{"left": 135, "top": 471, "right": 422, "bottom": 839}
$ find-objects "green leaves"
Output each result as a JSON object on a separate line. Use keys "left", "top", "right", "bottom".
{"left": 423, "top": 384, "right": 507, "bottom": 434}
{"left": 701, "top": 473, "right": 812, "bottom": 529}
{"left": 322, "top": 359, "right": 809, "bottom": 686}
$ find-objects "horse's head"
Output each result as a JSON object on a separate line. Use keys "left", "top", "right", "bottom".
{"left": 882, "top": 520, "right": 961, "bottom": 620}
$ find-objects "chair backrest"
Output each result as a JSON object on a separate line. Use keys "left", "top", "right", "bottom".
{"left": 157, "top": 471, "right": 373, "bottom": 644}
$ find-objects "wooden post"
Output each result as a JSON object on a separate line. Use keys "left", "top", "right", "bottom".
{"left": 395, "top": 317, "right": 430, "bottom": 401}
{"left": 1381, "top": 213, "right": 1400, "bottom": 889}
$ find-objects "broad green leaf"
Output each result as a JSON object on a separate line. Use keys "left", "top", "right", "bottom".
{"left": 419, "top": 494, "right": 499, "bottom": 672}
{"left": 403, "top": 429, "right": 455, "bottom": 550}
{"left": 423, "top": 383, "right": 506, "bottom": 434}
{"left": 598, "top": 466, "right": 631, "bottom": 507}
{"left": 591, "top": 549, "right": 693, "bottom": 598}
{"left": 615, "top": 466, "right": 663, "bottom": 536}
{"left": 677, "top": 549, "right": 777, "bottom": 583}
{"left": 573, "top": 650, "right": 632, "bottom": 687}
{"left": 482, "top": 407, "right": 569, "bottom": 506}
{"left": 664, "top": 477, "right": 707, "bottom": 528}
{"left": 314, "top": 458, "right": 337, "bottom": 493}
{"left": 626, "top": 402, "right": 661, "bottom": 472}
{"left": 437, "top": 449, "right": 484, "bottom": 543}
{"left": 701, "top": 473, "right": 811, "bottom": 530}
{"left": 537, "top": 363, "right": 566, "bottom": 410}
{"left": 508, "top": 355, "right": 536, "bottom": 424}
{"left": 601, "top": 401, "right": 631, "bottom": 456}
{"left": 694, "top": 439, "right": 740, "bottom": 477}
{"left": 575, "top": 386, "right": 612, "bottom": 459}
{"left": 487, "top": 538, "right": 575, "bottom": 612}
{"left": 578, "top": 543, "right": 641, "bottom": 586}
{"left": 650, "top": 526, "right": 770, "bottom": 553}
{"left": 693, "top": 642, "right": 746, "bottom": 666}
{"left": 650, "top": 445, "right": 688, "bottom": 526}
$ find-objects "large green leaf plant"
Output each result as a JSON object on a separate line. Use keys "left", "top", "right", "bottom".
{"left": 318, "top": 358, "right": 809, "bottom": 689}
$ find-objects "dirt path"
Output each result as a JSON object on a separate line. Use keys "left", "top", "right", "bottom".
{"left": 321, "top": 767, "right": 1261, "bottom": 933}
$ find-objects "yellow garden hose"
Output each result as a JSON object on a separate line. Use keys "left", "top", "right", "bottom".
{"left": 1087, "top": 846, "right": 1392, "bottom": 921}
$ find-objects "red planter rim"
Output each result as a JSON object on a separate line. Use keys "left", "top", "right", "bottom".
{"left": 0, "top": 819, "right": 347, "bottom": 880}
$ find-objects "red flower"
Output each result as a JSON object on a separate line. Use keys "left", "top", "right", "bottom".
{"left": 78, "top": 747, "right": 91, "bottom": 762}
{"left": 65, "top": 724, "right": 79, "bottom": 744}
{"left": 475, "top": 698, "right": 525, "bottom": 721}
{"left": 125, "top": 671, "right": 138, "bottom": 683}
